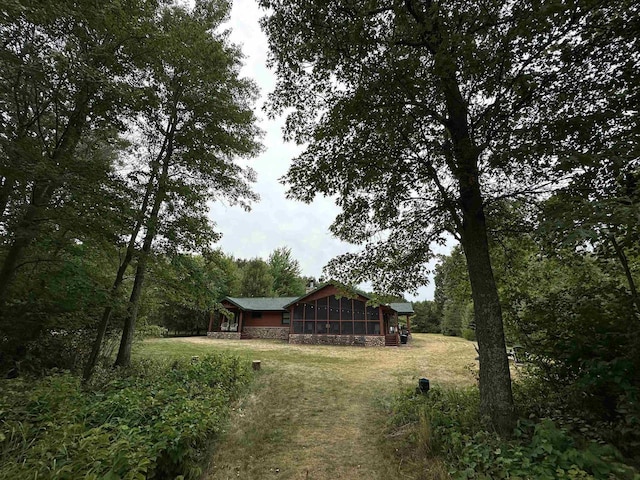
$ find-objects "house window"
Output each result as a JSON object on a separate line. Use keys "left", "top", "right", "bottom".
{"left": 317, "top": 297, "right": 327, "bottom": 319}
{"left": 341, "top": 321, "right": 353, "bottom": 335}
{"left": 341, "top": 297, "right": 352, "bottom": 321}
{"left": 329, "top": 296, "right": 340, "bottom": 320}
{"left": 291, "top": 294, "right": 384, "bottom": 336}
{"left": 251, "top": 312, "right": 262, "bottom": 318}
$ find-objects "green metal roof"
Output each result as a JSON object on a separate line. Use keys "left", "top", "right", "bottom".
{"left": 224, "top": 297, "right": 298, "bottom": 311}
{"left": 389, "top": 302, "right": 415, "bottom": 314}
{"left": 224, "top": 284, "right": 414, "bottom": 315}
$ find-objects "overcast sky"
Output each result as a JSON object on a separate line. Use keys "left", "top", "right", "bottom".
{"left": 208, "top": 0, "right": 450, "bottom": 301}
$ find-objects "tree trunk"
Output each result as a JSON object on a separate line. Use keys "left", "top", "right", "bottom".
{"left": 83, "top": 155, "right": 164, "bottom": 381}
{"left": 460, "top": 202, "right": 515, "bottom": 432}
{"left": 113, "top": 186, "right": 164, "bottom": 367}
{"left": 609, "top": 234, "right": 640, "bottom": 318}
{"left": 114, "top": 117, "right": 175, "bottom": 367}
{"left": 113, "top": 239, "right": 151, "bottom": 367}
{"left": 0, "top": 87, "right": 91, "bottom": 309}
{"left": 82, "top": 219, "right": 146, "bottom": 379}
{"left": 438, "top": 53, "right": 515, "bottom": 433}
{"left": 0, "top": 181, "right": 55, "bottom": 306}
{"left": 0, "top": 175, "right": 16, "bottom": 220}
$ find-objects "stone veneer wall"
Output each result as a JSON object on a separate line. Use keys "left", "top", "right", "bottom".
{"left": 207, "top": 332, "right": 241, "bottom": 340}
{"left": 243, "top": 326, "right": 289, "bottom": 340}
{"left": 288, "top": 334, "right": 385, "bottom": 347}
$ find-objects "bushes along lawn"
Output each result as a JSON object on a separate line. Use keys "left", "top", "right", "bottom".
{"left": 388, "top": 385, "right": 639, "bottom": 480}
{"left": 0, "top": 354, "right": 251, "bottom": 479}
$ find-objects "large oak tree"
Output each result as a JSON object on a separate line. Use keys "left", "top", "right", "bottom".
{"left": 260, "top": 0, "right": 638, "bottom": 432}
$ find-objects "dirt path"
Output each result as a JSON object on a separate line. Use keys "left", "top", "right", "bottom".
{"left": 145, "top": 335, "right": 477, "bottom": 480}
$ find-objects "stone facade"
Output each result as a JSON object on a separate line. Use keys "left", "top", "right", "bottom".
{"left": 207, "top": 332, "right": 241, "bottom": 340}
{"left": 243, "top": 326, "right": 289, "bottom": 340}
{"left": 364, "top": 335, "right": 386, "bottom": 347}
{"left": 288, "top": 334, "right": 385, "bottom": 347}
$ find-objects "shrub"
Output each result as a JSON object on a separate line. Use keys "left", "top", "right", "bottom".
{"left": 501, "top": 254, "right": 640, "bottom": 460}
{"left": 0, "top": 353, "right": 252, "bottom": 479}
{"left": 24, "top": 329, "right": 96, "bottom": 372}
{"left": 461, "top": 328, "right": 476, "bottom": 342}
{"left": 135, "top": 322, "right": 169, "bottom": 340}
{"left": 388, "top": 386, "right": 638, "bottom": 479}
{"left": 513, "top": 364, "right": 640, "bottom": 463}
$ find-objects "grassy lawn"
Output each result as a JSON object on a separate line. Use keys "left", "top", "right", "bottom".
{"left": 138, "top": 334, "right": 478, "bottom": 480}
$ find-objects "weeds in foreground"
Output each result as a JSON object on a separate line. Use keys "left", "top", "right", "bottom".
{"left": 0, "top": 354, "right": 251, "bottom": 479}
{"left": 387, "top": 386, "right": 638, "bottom": 480}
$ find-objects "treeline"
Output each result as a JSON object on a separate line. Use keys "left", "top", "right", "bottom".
{"left": 0, "top": 0, "right": 264, "bottom": 380}
{"left": 147, "top": 247, "right": 311, "bottom": 335}
{"left": 410, "top": 250, "right": 476, "bottom": 338}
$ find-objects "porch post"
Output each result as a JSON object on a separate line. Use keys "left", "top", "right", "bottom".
{"left": 289, "top": 306, "right": 294, "bottom": 335}
{"left": 208, "top": 311, "right": 214, "bottom": 333}
{"left": 406, "top": 315, "right": 412, "bottom": 335}
{"left": 378, "top": 306, "right": 383, "bottom": 336}
{"left": 239, "top": 310, "right": 244, "bottom": 333}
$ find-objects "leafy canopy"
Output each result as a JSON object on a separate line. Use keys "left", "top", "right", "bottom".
{"left": 260, "top": 0, "right": 639, "bottom": 294}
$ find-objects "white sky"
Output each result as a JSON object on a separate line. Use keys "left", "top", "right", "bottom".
{"left": 208, "top": 0, "right": 448, "bottom": 301}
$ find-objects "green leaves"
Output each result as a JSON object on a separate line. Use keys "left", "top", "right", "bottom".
{"left": 0, "top": 354, "right": 252, "bottom": 479}
{"left": 388, "top": 387, "right": 639, "bottom": 479}
{"left": 261, "top": 0, "right": 639, "bottom": 296}
{"left": 268, "top": 247, "right": 305, "bottom": 296}
{"left": 1, "top": 0, "right": 264, "bottom": 369}
{"left": 237, "top": 258, "right": 274, "bottom": 297}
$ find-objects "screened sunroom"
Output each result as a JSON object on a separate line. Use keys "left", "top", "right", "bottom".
{"left": 283, "top": 283, "right": 402, "bottom": 346}
{"left": 290, "top": 295, "right": 383, "bottom": 335}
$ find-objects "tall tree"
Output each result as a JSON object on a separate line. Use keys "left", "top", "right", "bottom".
{"left": 151, "top": 254, "right": 225, "bottom": 335}
{"left": 0, "top": 0, "right": 158, "bottom": 307}
{"left": 112, "top": 0, "right": 262, "bottom": 367}
{"left": 260, "top": 0, "right": 638, "bottom": 432}
{"left": 407, "top": 300, "right": 441, "bottom": 333}
{"left": 268, "top": 246, "right": 305, "bottom": 296}
{"left": 540, "top": 161, "right": 640, "bottom": 317}
{"left": 433, "top": 246, "right": 471, "bottom": 337}
{"left": 0, "top": 134, "right": 134, "bottom": 351}
{"left": 238, "top": 258, "right": 274, "bottom": 297}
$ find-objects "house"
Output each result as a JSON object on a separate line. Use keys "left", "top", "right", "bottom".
{"left": 207, "top": 282, "right": 414, "bottom": 346}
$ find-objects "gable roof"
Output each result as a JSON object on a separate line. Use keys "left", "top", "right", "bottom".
{"left": 223, "top": 282, "right": 414, "bottom": 314}
{"left": 389, "top": 302, "right": 415, "bottom": 314}
{"left": 224, "top": 297, "right": 298, "bottom": 311}
{"left": 282, "top": 281, "right": 371, "bottom": 308}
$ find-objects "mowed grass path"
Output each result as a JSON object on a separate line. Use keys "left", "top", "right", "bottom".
{"left": 139, "top": 334, "right": 477, "bottom": 480}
